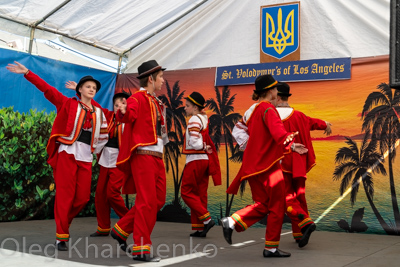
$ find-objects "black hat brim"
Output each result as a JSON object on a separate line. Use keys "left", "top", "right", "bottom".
{"left": 137, "top": 67, "right": 166, "bottom": 79}
{"left": 185, "top": 96, "right": 205, "bottom": 109}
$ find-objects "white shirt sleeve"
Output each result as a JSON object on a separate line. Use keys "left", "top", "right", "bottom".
{"left": 187, "top": 116, "right": 205, "bottom": 151}
{"left": 232, "top": 120, "right": 249, "bottom": 151}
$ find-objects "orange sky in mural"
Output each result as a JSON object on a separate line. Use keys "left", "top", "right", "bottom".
{"left": 160, "top": 57, "right": 389, "bottom": 139}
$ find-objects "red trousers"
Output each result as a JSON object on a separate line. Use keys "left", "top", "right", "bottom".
{"left": 293, "top": 177, "right": 308, "bottom": 214}
{"left": 231, "top": 163, "right": 285, "bottom": 249}
{"left": 94, "top": 166, "right": 129, "bottom": 234}
{"left": 112, "top": 154, "right": 166, "bottom": 255}
{"left": 181, "top": 160, "right": 211, "bottom": 231}
{"left": 54, "top": 151, "right": 92, "bottom": 242}
{"left": 283, "top": 172, "right": 313, "bottom": 241}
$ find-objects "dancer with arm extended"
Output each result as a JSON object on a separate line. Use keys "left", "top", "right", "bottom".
{"left": 6, "top": 61, "right": 108, "bottom": 251}
{"left": 220, "top": 74, "right": 297, "bottom": 258}
{"left": 275, "top": 82, "right": 332, "bottom": 247}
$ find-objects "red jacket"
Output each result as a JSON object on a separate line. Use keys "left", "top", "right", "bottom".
{"left": 279, "top": 109, "right": 327, "bottom": 178}
{"left": 116, "top": 90, "right": 165, "bottom": 172}
{"left": 24, "top": 71, "right": 106, "bottom": 169}
{"left": 227, "top": 101, "right": 292, "bottom": 195}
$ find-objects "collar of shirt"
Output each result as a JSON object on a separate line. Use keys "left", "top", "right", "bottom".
{"left": 139, "top": 87, "right": 156, "bottom": 97}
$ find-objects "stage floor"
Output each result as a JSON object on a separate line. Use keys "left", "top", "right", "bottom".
{"left": 1, "top": 217, "right": 400, "bottom": 267}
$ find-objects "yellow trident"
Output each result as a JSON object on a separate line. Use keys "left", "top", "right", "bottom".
{"left": 266, "top": 8, "right": 295, "bottom": 54}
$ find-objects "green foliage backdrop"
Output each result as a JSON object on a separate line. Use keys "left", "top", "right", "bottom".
{"left": 0, "top": 107, "right": 99, "bottom": 222}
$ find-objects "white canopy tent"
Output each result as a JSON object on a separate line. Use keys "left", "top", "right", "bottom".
{"left": 0, "top": 0, "right": 390, "bottom": 73}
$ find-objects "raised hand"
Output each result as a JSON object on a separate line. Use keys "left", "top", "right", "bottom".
{"left": 65, "top": 81, "right": 77, "bottom": 90}
{"left": 6, "top": 61, "right": 28, "bottom": 74}
{"left": 324, "top": 122, "right": 332, "bottom": 136}
{"left": 116, "top": 97, "right": 127, "bottom": 114}
{"left": 284, "top": 131, "right": 299, "bottom": 145}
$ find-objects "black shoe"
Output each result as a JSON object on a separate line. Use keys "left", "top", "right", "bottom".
{"left": 263, "top": 248, "right": 291, "bottom": 258}
{"left": 190, "top": 231, "right": 204, "bottom": 237}
{"left": 133, "top": 254, "right": 161, "bottom": 262}
{"left": 220, "top": 217, "right": 233, "bottom": 244}
{"left": 111, "top": 230, "right": 127, "bottom": 252}
{"left": 56, "top": 241, "right": 68, "bottom": 251}
{"left": 200, "top": 220, "right": 215, "bottom": 237}
{"left": 299, "top": 223, "right": 316, "bottom": 248}
{"left": 90, "top": 232, "right": 109, "bottom": 237}
{"left": 295, "top": 239, "right": 300, "bottom": 243}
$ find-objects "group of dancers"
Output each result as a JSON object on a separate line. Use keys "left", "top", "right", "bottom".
{"left": 6, "top": 58, "right": 331, "bottom": 262}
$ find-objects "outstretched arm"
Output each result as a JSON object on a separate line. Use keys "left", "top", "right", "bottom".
{"left": 7, "top": 61, "right": 67, "bottom": 109}
{"left": 307, "top": 115, "right": 331, "bottom": 133}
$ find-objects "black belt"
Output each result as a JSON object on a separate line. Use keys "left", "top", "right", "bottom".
{"left": 105, "top": 137, "right": 119, "bottom": 148}
{"left": 77, "top": 130, "right": 92, "bottom": 145}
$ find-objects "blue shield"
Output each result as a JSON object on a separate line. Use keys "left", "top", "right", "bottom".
{"left": 261, "top": 3, "right": 299, "bottom": 59}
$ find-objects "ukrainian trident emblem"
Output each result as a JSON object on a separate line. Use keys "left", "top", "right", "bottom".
{"left": 261, "top": 3, "right": 299, "bottom": 59}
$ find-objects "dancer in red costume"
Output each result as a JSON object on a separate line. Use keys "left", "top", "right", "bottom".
{"left": 275, "top": 82, "right": 332, "bottom": 246}
{"left": 110, "top": 60, "right": 168, "bottom": 263}
{"left": 181, "top": 92, "right": 221, "bottom": 238}
{"left": 65, "top": 82, "right": 131, "bottom": 237}
{"left": 90, "top": 92, "right": 131, "bottom": 237}
{"left": 220, "top": 74, "right": 299, "bottom": 258}
{"left": 6, "top": 61, "right": 108, "bottom": 251}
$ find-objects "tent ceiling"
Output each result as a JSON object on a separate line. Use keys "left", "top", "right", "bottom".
{"left": 0, "top": 0, "right": 391, "bottom": 73}
{"left": 0, "top": 0, "right": 207, "bottom": 57}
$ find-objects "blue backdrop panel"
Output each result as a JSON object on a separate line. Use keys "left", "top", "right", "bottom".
{"left": 0, "top": 49, "right": 115, "bottom": 113}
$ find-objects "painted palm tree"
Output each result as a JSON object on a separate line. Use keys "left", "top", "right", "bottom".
{"left": 333, "top": 132, "right": 395, "bottom": 234}
{"left": 159, "top": 80, "right": 187, "bottom": 142}
{"left": 229, "top": 144, "right": 247, "bottom": 197}
{"left": 163, "top": 132, "right": 182, "bottom": 203}
{"left": 206, "top": 86, "right": 241, "bottom": 216}
{"left": 361, "top": 83, "right": 400, "bottom": 231}
{"left": 159, "top": 80, "right": 186, "bottom": 204}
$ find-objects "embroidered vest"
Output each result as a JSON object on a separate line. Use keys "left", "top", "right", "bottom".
{"left": 56, "top": 104, "right": 103, "bottom": 153}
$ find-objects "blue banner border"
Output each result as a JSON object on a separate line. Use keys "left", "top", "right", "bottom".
{"left": 215, "top": 57, "right": 351, "bottom": 86}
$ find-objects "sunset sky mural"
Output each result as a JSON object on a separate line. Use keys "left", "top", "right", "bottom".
{"left": 115, "top": 57, "right": 398, "bottom": 235}
{"left": 150, "top": 56, "right": 389, "bottom": 139}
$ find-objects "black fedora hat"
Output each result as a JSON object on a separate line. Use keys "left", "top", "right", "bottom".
{"left": 185, "top": 91, "right": 205, "bottom": 109}
{"left": 254, "top": 74, "right": 278, "bottom": 93}
{"left": 277, "top": 82, "right": 292, "bottom": 96}
{"left": 76, "top": 76, "right": 101, "bottom": 96}
{"left": 137, "top": 60, "right": 166, "bottom": 79}
{"left": 112, "top": 92, "right": 131, "bottom": 103}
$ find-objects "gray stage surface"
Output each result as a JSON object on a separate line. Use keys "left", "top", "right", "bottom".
{"left": 1, "top": 217, "right": 400, "bottom": 267}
